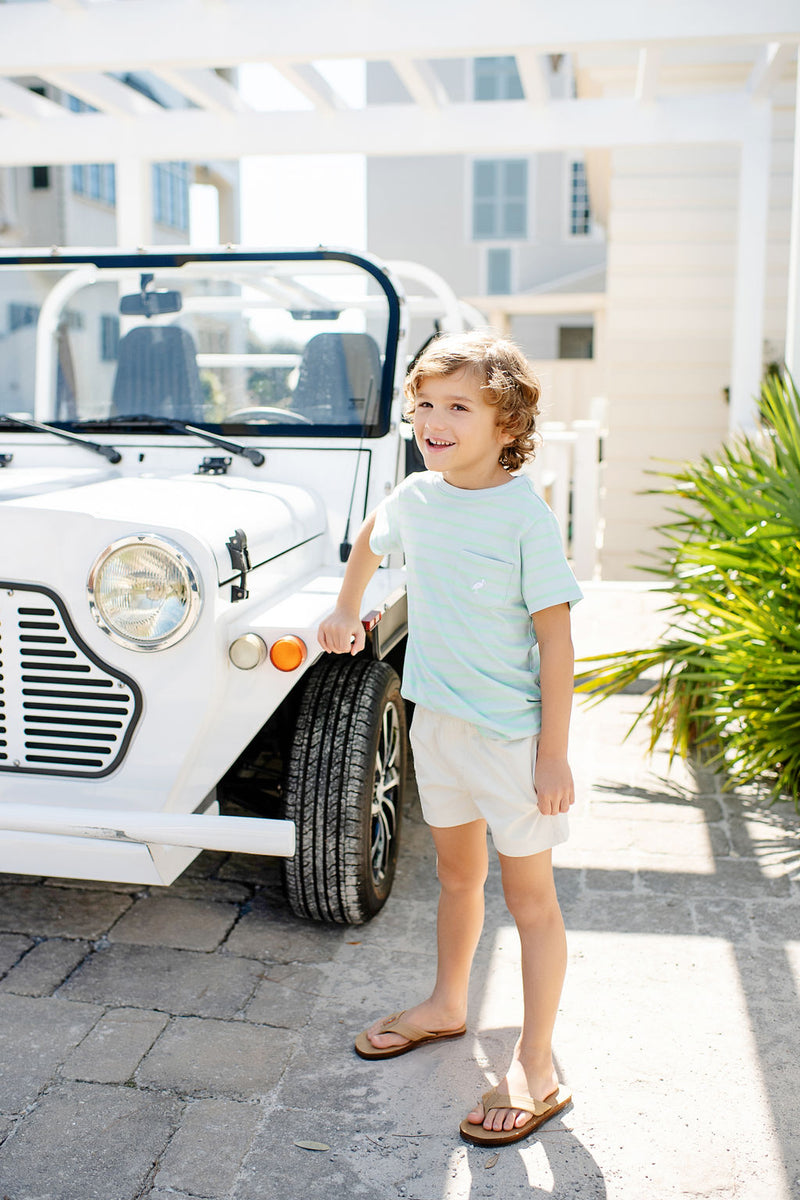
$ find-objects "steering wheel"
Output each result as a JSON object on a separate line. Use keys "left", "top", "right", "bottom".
{"left": 226, "top": 406, "right": 313, "bottom": 425}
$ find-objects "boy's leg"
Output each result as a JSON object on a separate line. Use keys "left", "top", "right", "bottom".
{"left": 465, "top": 848, "right": 567, "bottom": 1132}
{"left": 365, "top": 819, "right": 488, "bottom": 1050}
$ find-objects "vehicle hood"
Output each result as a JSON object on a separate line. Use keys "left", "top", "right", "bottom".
{"left": 4, "top": 473, "right": 327, "bottom": 584}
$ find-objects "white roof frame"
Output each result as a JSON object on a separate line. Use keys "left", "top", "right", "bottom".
{"left": 0, "top": 0, "right": 795, "bottom": 164}
{"left": 0, "top": 0, "right": 798, "bottom": 71}
{"left": 0, "top": 94, "right": 772, "bottom": 166}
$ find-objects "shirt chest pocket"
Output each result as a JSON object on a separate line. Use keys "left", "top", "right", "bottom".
{"left": 459, "top": 550, "right": 515, "bottom": 609}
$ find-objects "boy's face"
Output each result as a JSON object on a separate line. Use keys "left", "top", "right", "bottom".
{"left": 412, "top": 368, "right": 513, "bottom": 490}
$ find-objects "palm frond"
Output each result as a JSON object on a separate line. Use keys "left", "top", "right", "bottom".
{"left": 577, "top": 370, "right": 800, "bottom": 809}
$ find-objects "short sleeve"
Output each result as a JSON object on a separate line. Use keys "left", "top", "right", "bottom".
{"left": 369, "top": 486, "right": 404, "bottom": 556}
{"left": 521, "top": 506, "right": 583, "bottom": 615}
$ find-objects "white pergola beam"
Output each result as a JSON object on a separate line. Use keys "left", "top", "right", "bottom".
{"left": 463, "top": 292, "right": 605, "bottom": 316}
{"left": 635, "top": 47, "right": 662, "bottom": 103}
{"left": 391, "top": 58, "right": 447, "bottom": 111}
{"left": 515, "top": 50, "right": 550, "bottom": 107}
{"left": 746, "top": 42, "right": 795, "bottom": 98}
{"left": 0, "top": 78, "right": 67, "bottom": 123}
{"left": 152, "top": 67, "right": 252, "bottom": 114}
{"left": 272, "top": 63, "right": 348, "bottom": 112}
{"left": 0, "top": 0, "right": 798, "bottom": 75}
{"left": 0, "top": 94, "right": 765, "bottom": 166}
{"left": 40, "top": 71, "right": 162, "bottom": 117}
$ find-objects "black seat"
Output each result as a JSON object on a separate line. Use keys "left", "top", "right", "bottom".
{"left": 111, "top": 326, "right": 205, "bottom": 422}
{"left": 292, "top": 332, "right": 381, "bottom": 425}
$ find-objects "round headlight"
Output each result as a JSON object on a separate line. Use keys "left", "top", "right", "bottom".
{"left": 88, "top": 535, "right": 202, "bottom": 651}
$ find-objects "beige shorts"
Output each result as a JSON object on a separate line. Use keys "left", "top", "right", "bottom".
{"left": 409, "top": 707, "right": 569, "bottom": 857}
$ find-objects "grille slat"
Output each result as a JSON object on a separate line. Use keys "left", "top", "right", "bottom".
{"left": 0, "top": 584, "right": 141, "bottom": 778}
{"left": 23, "top": 702, "right": 131, "bottom": 715}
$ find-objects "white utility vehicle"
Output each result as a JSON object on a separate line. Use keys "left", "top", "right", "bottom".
{"left": 0, "top": 246, "right": 468, "bottom": 923}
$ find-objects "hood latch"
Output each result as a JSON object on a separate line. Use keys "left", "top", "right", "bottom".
{"left": 226, "top": 528, "right": 251, "bottom": 602}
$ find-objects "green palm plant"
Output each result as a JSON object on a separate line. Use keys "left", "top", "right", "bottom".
{"left": 575, "top": 371, "right": 800, "bottom": 808}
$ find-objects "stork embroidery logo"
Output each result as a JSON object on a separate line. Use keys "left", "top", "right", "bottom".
{"left": 472, "top": 578, "right": 487, "bottom": 592}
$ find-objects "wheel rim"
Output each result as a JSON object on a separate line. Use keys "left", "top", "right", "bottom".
{"left": 370, "top": 700, "right": 401, "bottom": 886}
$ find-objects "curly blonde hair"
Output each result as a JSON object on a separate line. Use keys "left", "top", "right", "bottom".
{"left": 404, "top": 331, "right": 540, "bottom": 472}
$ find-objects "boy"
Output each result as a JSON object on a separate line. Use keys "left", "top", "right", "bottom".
{"left": 318, "top": 331, "right": 582, "bottom": 1146}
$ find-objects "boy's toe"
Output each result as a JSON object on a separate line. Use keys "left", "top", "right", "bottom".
{"left": 368, "top": 1031, "right": 408, "bottom": 1050}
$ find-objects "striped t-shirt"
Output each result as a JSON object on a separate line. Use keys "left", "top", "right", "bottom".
{"left": 370, "top": 471, "right": 583, "bottom": 739}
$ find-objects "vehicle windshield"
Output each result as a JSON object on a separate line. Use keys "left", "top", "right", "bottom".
{"left": 0, "top": 251, "right": 397, "bottom": 437}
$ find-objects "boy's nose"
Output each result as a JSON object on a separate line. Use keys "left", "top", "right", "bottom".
{"left": 424, "top": 409, "right": 447, "bottom": 431}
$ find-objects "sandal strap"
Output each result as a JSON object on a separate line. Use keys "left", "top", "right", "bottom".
{"left": 481, "top": 1088, "right": 557, "bottom": 1117}
{"left": 377, "top": 1011, "right": 431, "bottom": 1043}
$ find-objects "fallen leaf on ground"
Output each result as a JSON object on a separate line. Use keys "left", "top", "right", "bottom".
{"left": 484, "top": 1153, "right": 499, "bottom": 1169}
{"left": 293, "top": 1140, "right": 330, "bottom": 1152}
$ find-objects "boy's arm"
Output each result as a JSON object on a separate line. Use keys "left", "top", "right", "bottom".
{"left": 318, "top": 510, "right": 384, "bottom": 655}
{"left": 530, "top": 602, "right": 575, "bottom": 815}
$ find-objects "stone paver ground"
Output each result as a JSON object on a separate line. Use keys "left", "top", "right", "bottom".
{"left": 0, "top": 585, "right": 798, "bottom": 1199}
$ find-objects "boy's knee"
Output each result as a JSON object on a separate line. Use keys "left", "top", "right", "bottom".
{"left": 437, "top": 856, "right": 488, "bottom": 893}
{"left": 503, "top": 879, "right": 560, "bottom": 926}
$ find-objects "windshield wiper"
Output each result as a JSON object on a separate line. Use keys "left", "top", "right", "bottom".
{"left": 74, "top": 414, "right": 265, "bottom": 468}
{"left": 0, "top": 413, "right": 122, "bottom": 464}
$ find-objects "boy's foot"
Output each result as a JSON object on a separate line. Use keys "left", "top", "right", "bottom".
{"left": 357, "top": 1000, "right": 466, "bottom": 1056}
{"left": 464, "top": 1054, "right": 562, "bottom": 1134}
{"left": 459, "top": 1085, "right": 571, "bottom": 1146}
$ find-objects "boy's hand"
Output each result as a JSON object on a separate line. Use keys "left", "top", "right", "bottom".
{"left": 318, "top": 606, "right": 365, "bottom": 655}
{"left": 533, "top": 754, "right": 575, "bottom": 815}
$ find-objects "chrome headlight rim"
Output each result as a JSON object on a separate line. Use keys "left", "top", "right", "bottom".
{"left": 87, "top": 533, "right": 202, "bottom": 652}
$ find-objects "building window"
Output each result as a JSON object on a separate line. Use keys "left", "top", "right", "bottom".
{"left": 31, "top": 166, "right": 50, "bottom": 190}
{"left": 100, "top": 314, "right": 120, "bottom": 362}
{"left": 62, "top": 309, "right": 84, "bottom": 332}
{"left": 558, "top": 325, "right": 594, "bottom": 359}
{"left": 486, "top": 248, "right": 512, "bottom": 295}
{"left": 473, "top": 160, "right": 527, "bottom": 240}
{"left": 8, "top": 303, "right": 40, "bottom": 332}
{"left": 153, "top": 162, "right": 190, "bottom": 231}
{"left": 569, "top": 160, "right": 591, "bottom": 236}
{"left": 71, "top": 163, "right": 116, "bottom": 206}
{"left": 68, "top": 95, "right": 116, "bottom": 207}
{"left": 474, "top": 57, "right": 524, "bottom": 101}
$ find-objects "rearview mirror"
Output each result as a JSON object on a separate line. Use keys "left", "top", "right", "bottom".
{"left": 120, "top": 290, "right": 183, "bottom": 317}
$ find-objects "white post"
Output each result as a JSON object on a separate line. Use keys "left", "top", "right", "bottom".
{"left": 729, "top": 111, "right": 771, "bottom": 431}
{"left": 115, "top": 157, "right": 153, "bottom": 247}
{"left": 548, "top": 440, "right": 571, "bottom": 549}
{"left": 571, "top": 419, "right": 600, "bottom": 580}
{"left": 785, "top": 68, "right": 800, "bottom": 382}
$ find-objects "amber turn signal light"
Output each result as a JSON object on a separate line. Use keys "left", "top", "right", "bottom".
{"left": 269, "top": 634, "right": 307, "bottom": 672}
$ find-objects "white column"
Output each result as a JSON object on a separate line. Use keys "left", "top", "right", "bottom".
{"left": 571, "top": 420, "right": 601, "bottom": 581}
{"left": 785, "top": 68, "right": 800, "bottom": 382}
{"left": 115, "top": 157, "right": 153, "bottom": 247}
{"left": 729, "top": 109, "right": 771, "bottom": 431}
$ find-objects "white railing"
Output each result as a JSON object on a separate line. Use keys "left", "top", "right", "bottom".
{"left": 522, "top": 418, "right": 602, "bottom": 581}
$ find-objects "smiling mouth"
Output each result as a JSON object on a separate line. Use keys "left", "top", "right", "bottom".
{"left": 425, "top": 437, "right": 455, "bottom": 449}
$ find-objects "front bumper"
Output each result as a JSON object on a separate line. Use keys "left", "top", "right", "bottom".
{"left": 0, "top": 801, "right": 296, "bottom": 885}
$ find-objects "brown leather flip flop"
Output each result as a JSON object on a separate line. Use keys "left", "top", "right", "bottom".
{"left": 354, "top": 1011, "right": 467, "bottom": 1060}
{"left": 459, "top": 1085, "right": 571, "bottom": 1146}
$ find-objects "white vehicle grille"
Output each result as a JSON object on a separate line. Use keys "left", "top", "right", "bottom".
{"left": 0, "top": 584, "right": 141, "bottom": 778}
